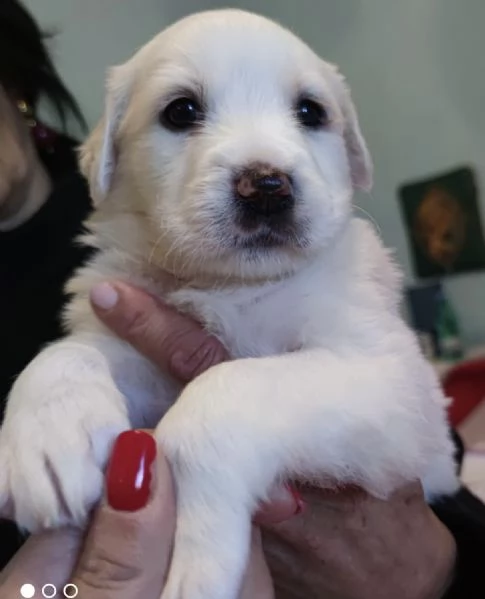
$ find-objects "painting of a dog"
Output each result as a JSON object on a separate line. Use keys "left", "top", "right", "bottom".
{"left": 399, "top": 167, "right": 485, "bottom": 279}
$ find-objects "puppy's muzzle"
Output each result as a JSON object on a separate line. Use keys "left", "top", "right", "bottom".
{"left": 234, "top": 163, "right": 294, "bottom": 217}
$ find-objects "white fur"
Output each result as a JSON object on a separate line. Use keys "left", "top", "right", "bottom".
{"left": 0, "top": 10, "right": 458, "bottom": 599}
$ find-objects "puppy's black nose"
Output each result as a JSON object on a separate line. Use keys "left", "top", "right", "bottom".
{"left": 234, "top": 163, "right": 294, "bottom": 217}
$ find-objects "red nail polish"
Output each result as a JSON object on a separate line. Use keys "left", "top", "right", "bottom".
{"left": 286, "top": 484, "right": 305, "bottom": 515}
{"left": 106, "top": 430, "right": 156, "bottom": 511}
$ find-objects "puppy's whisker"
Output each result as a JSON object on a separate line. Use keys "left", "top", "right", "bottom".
{"left": 93, "top": 229, "right": 145, "bottom": 263}
{"left": 352, "top": 203, "right": 382, "bottom": 237}
{"left": 148, "top": 231, "right": 167, "bottom": 266}
{"left": 147, "top": 215, "right": 186, "bottom": 267}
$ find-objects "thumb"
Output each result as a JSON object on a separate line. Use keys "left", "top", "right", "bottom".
{"left": 90, "top": 281, "right": 228, "bottom": 382}
{"left": 72, "top": 430, "right": 175, "bottom": 599}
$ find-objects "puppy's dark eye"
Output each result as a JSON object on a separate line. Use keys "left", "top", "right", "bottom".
{"left": 161, "top": 97, "right": 203, "bottom": 131}
{"left": 295, "top": 99, "right": 328, "bottom": 129}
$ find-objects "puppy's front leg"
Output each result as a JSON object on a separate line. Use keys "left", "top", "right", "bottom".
{"left": 0, "top": 333, "right": 175, "bottom": 532}
{"left": 157, "top": 349, "right": 458, "bottom": 599}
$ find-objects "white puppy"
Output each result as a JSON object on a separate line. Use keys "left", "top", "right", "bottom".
{"left": 0, "top": 9, "right": 458, "bottom": 599}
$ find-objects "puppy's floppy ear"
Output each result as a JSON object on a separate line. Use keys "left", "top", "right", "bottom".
{"left": 79, "top": 63, "right": 134, "bottom": 205}
{"left": 335, "top": 75, "right": 373, "bottom": 192}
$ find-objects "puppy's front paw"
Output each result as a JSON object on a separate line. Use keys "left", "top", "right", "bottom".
{"left": 0, "top": 388, "right": 129, "bottom": 532}
{"left": 156, "top": 382, "right": 255, "bottom": 599}
{"left": 160, "top": 532, "right": 247, "bottom": 599}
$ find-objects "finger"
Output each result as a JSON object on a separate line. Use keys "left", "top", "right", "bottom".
{"left": 239, "top": 527, "right": 274, "bottom": 599}
{"left": 90, "top": 281, "right": 228, "bottom": 382}
{"left": 72, "top": 430, "right": 175, "bottom": 599}
{"left": 254, "top": 485, "right": 304, "bottom": 525}
{"left": 0, "top": 528, "right": 82, "bottom": 597}
{"left": 263, "top": 481, "right": 426, "bottom": 547}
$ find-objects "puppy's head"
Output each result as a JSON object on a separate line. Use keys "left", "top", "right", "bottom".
{"left": 81, "top": 9, "right": 372, "bottom": 282}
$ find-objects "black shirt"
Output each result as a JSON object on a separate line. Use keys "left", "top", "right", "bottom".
{"left": 0, "top": 137, "right": 92, "bottom": 418}
{"left": 434, "top": 432, "right": 485, "bottom": 598}
{"left": 0, "top": 136, "right": 93, "bottom": 568}
{"left": 436, "top": 488, "right": 485, "bottom": 597}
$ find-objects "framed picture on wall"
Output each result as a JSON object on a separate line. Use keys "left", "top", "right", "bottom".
{"left": 399, "top": 166, "right": 485, "bottom": 279}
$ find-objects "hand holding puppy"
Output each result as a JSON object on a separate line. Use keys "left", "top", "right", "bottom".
{"left": 0, "top": 434, "right": 293, "bottom": 599}
{"left": 0, "top": 286, "right": 302, "bottom": 598}
{"left": 0, "top": 283, "right": 455, "bottom": 599}
{"left": 91, "top": 282, "right": 456, "bottom": 599}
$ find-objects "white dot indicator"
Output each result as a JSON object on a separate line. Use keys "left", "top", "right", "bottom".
{"left": 63, "top": 584, "right": 79, "bottom": 598}
{"left": 41, "top": 584, "right": 56, "bottom": 599}
{"left": 20, "top": 584, "right": 35, "bottom": 598}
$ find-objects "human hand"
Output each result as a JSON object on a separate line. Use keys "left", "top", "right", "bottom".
{"left": 90, "top": 281, "right": 302, "bottom": 529}
{"left": 262, "top": 482, "right": 456, "bottom": 599}
{"left": 0, "top": 282, "right": 300, "bottom": 598}
{"left": 0, "top": 429, "right": 298, "bottom": 599}
{"left": 0, "top": 430, "right": 174, "bottom": 599}
{"left": 90, "top": 280, "right": 230, "bottom": 383}
{"left": 90, "top": 281, "right": 456, "bottom": 599}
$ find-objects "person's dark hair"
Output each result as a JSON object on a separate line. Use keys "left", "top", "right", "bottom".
{"left": 0, "top": 0, "right": 86, "bottom": 132}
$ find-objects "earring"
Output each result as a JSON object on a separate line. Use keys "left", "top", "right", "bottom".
{"left": 17, "top": 99, "right": 57, "bottom": 152}
{"left": 17, "top": 99, "right": 37, "bottom": 128}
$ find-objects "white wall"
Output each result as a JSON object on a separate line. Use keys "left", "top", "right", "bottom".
{"left": 26, "top": 0, "right": 485, "bottom": 343}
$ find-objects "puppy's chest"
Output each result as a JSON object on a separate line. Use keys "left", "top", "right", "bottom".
{"left": 167, "top": 283, "right": 320, "bottom": 359}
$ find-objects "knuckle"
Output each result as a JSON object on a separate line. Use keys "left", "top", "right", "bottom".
{"left": 162, "top": 320, "right": 207, "bottom": 356}
{"left": 76, "top": 550, "right": 143, "bottom": 592}
{"left": 169, "top": 334, "right": 227, "bottom": 380}
{"left": 121, "top": 299, "right": 191, "bottom": 365}
{"left": 193, "top": 338, "right": 227, "bottom": 371}
{"left": 122, "top": 298, "right": 158, "bottom": 342}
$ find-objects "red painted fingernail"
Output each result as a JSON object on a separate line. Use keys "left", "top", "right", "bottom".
{"left": 106, "top": 430, "right": 156, "bottom": 511}
{"left": 287, "top": 484, "right": 305, "bottom": 515}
